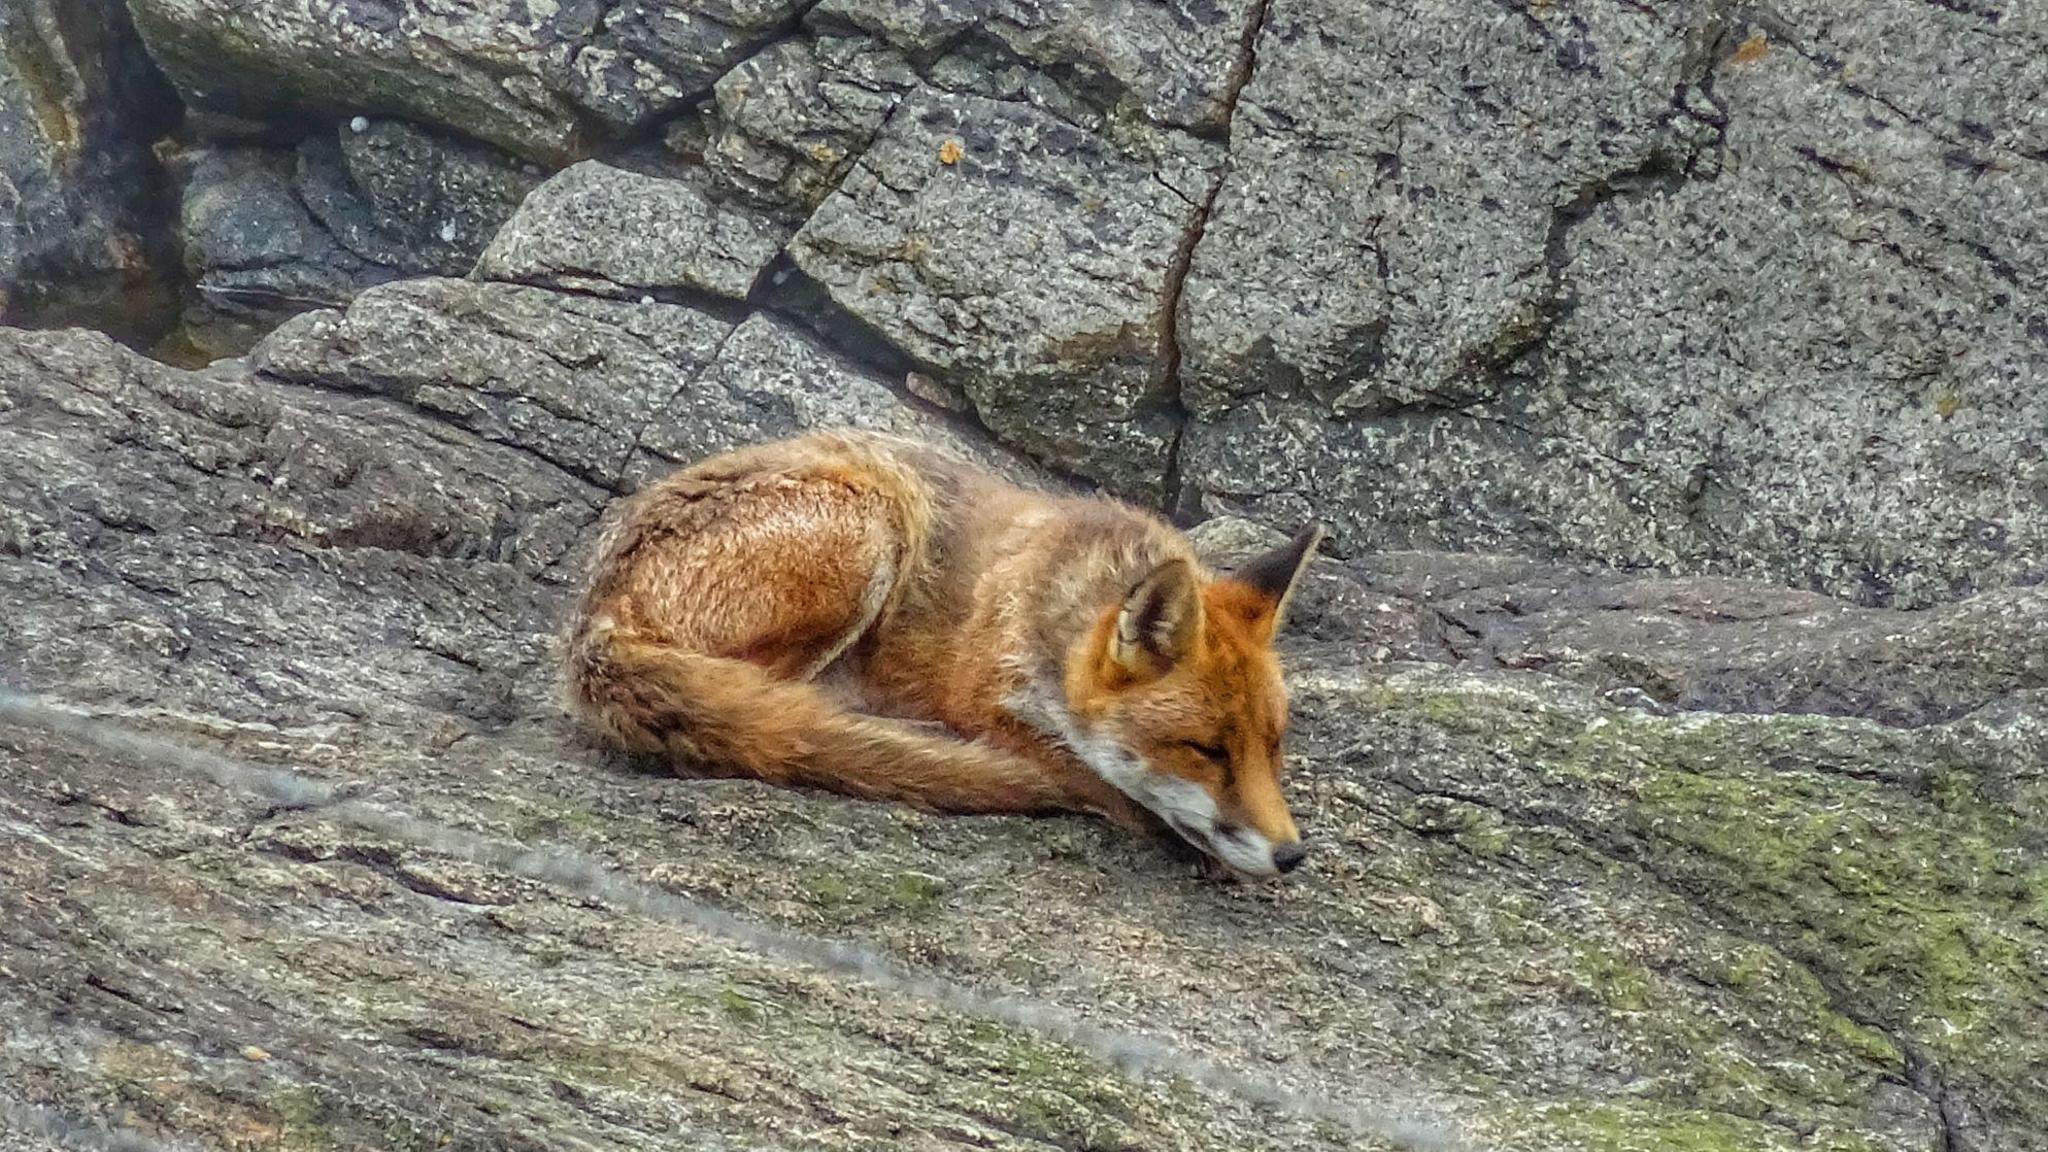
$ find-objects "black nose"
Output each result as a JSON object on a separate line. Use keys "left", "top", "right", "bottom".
{"left": 1272, "top": 842, "right": 1309, "bottom": 874}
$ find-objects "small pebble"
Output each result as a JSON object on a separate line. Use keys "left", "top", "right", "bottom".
{"left": 242, "top": 1046, "right": 272, "bottom": 1062}
{"left": 348, "top": 116, "right": 369, "bottom": 133}
{"left": 639, "top": 295, "right": 655, "bottom": 306}
{"left": 438, "top": 221, "right": 457, "bottom": 243}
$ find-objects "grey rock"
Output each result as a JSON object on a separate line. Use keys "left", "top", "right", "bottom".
{"left": 477, "top": 160, "right": 791, "bottom": 301}
{"left": 695, "top": 34, "right": 920, "bottom": 218}
{"left": 252, "top": 277, "right": 738, "bottom": 492}
{"left": 1180, "top": 0, "right": 2048, "bottom": 607}
{"left": 249, "top": 276, "right": 1049, "bottom": 496}
{"left": 306, "top": 119, "right": 543, "bottom": 275}
{"left": 1196, "top": 515, "right": 2048, "bottom": 729}
{"left": 0, "top": 327, "right": 596, "bottom": 731}
{"left": 0, "top": 0, "right": 180, "bottom": 345}
{"left": 811, "top": 0, "right": 1263, "bottom": 132}
{"left": 3, "top": 324, "right": 2045, "bottom": 1151}
{"left": 174, "top": 123, "right": 540, "bottom": 361}
{"left": 579, "top": 0, "right": 815, "bottom": 130}
{"left": 176, "top": 146, "right": 394, "bottom": 355}
{"left": 1401, "top": 564, "right": 2048, "bottom": 730}
{"left": 126, "top": 0, "right": 810, "bottom": 163}
{"left": 1769, "top": 0, "right": 2047, "bottom": 163}
{"left": 789, "top": 85, "right": 1220, "bottom": 499}
{"left": 624, "top": 310, "right": 1057, "bottom": 491}
{"left": 1282, "top": 662, "right": 2046, "bottom": 1152}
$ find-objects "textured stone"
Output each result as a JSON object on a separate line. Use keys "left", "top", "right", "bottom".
{"left": 789, "top": 85, "right": 1219, "bottom": 499}
{"left": 126, "top": 0, "right": 811, "bottom": 162}
{"left": 0, "top": 0, "right": 180, "bottom": 345}
{"left": 251, "top": 278, "right": 737, "bottom": 492}
{"left": 174, "top": 123, "right": 539, "bottom": 360}
{"left": 695, "top": 34, "right": 919, "bottom": 218}
{"left": 1196, "top": 517, "right": 2048, "bottom": 730}
{"left": 1180, "top": 0, "right": 2048, "bottom": 607}
{"left": 477, "top": 160, "right": 791, "bottom": 302}
{"left": 175, "top": 146, "right": 396, "bottom": 356}
{"left": 5, "top": 324, "right": 2046, "bottom": 1151}
{"left": 0, "top": 327, "right": 596, "bottom": 730}
{"left": 305, "top": 118, "right": 543, "bottom": 275}
{"left": 623, "top": 311, "right": 1057, "bottom": 492}
{"left": 248, "top": 277, "right": 1046, "bottom": 496}
{"left": 811, "top": 0, "right": 1264, "bottom": 132}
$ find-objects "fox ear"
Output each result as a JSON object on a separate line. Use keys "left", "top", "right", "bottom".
{"left": 1109, "top": 558, "right": 1204, "bottom": 678}
{"left": 1231, "top": 522, "right": 1324, "bottom": 638}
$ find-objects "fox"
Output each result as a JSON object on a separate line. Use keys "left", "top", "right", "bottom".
{"left": 562, "top": 429, "right": 1325, "bottom": 879}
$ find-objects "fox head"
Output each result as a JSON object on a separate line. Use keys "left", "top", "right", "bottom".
{"left": 1064, "top": 524, "right": 1325, "bottom": 879}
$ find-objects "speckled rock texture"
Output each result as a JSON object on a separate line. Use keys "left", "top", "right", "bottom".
{"left": 169, "top": 120, "right": 543, "bottom": 361}
{"left": 0, "top": 0, "right": 180, "bottom": 343}
{"left": 124, "top": 0, "right": 813, "bottom": 161}
{"left": 1177, "top": 1, "right": 2048, "bottom": 607}
{"left": 110, "top": 0, "right": 2046, "bottom": 594}
{"left": 5, "top": 0, "right": 2047, "bottom": 1148}
{"left": 477, "top": 160, "right": 791, "bottom": 303}
{"left": 4, "top": 319, "right": 2045, "bottom": 1151}
{"left": 786, "top": 84, "right": 1219, "bottom": 499}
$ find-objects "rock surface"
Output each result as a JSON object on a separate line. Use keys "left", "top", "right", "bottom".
{"left": 478, "top": 160, "right": 791, "bottom": 303}
{"left": 4, "top": 318, "right": 2045, "bottom": 1151}
{"left": 0, "top": 0, "right": 180, "bottom": 344}
{"left": 1193, "top": 517, "right": 2048, "bottom": 730}
{"left": 1178, "top": 0, "right": 2048, "bottom": 607}
{"left": 169, "top": 121, "right": 542, "bottom": 361}
{"left": 16, "top": 0, "right": 2040, "bottom": 603}
{"left": 126, "top": 0, "right": 814, "bottom": 162}
{"left": 788, "top": 85, "right": 1218, "bottom": 497}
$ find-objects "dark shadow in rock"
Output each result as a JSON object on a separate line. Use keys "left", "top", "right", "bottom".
{"left": 0, "top": 0, "right": 185, "bottom": 349}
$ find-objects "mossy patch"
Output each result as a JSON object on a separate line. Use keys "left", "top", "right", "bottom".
{"left": 1497, "top": 1099, "right": 1889, "bottom": 1152}
{"left": 1567, "top": 941, "right": 1654, "bottom": 1012}
{"left": 1343, "top": 672, "right": 2046, "bottom": 1138}
{"left": 266, "top": 1085, "right": 332, "bottom": 1152}
{"left": 716, "top": 983, "right": 766, "bottom": 1023}
{"left": 797, "top": 864, "right": 949, "bottom": 920}
{"left": 945, "top": 1020, "right": 1149, "bottom": 1149}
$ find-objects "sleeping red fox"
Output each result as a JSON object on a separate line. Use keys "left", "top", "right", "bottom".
{"left": 564, "top": 430, "right": 1322, "bottom": 879}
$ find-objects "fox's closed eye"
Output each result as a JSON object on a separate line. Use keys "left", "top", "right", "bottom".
{"left": 1183, "top": 740, "right": 1229, "bottom": 763}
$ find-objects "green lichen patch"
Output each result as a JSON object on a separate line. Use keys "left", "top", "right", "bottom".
{"left": 1491, "top": 1099, "right": 1891, "bottom": 1152}
{"left": 1328, "top": 669, "right": 2047, "bottom": 1142}
{"left": 796, "top": 863, "right": 951, "bottom": 921}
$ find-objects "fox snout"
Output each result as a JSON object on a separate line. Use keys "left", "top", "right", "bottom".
{"left": 1163, "top": 787, "right": 1302, "bottom": 877}
{"left": 1272, "top": 840, "right": 1309, "bottom": 874}
{"left": 1214, "top": 825, "right": 1309, "bottom": 879}
{"left": 1190, "top": 825, "right": 1308, "bottom": 880}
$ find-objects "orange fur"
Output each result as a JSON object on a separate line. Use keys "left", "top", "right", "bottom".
{"left": 563, "top": 430, "right": 1324, "bottom": 878}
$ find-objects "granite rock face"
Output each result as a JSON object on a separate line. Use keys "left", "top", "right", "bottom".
{"left": 4, "top": 315, "right": 2046, "bottom": 1152}
{"left": 788, "top": 85, "right": 1219, "bottom": 498}
{"left": 27, "top": 0, "right": 2043, "bottom": 600}
{"left": 125, "top": 0, "right": 813, "bottom": 162}
{"left": 0, "top": 0, "right": 181, "bottom": 344}
{"left": 1177, "top": 0, "right": 2048, "bottom": 607}
{"left": 168, "top": 121, "right": 541, "bottom": 361}
{"left": 477, "top": 160, "right": 791, "bottom": 303}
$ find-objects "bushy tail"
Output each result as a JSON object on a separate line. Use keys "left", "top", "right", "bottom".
{"left": 566, "top": 624, "right": 1078, "bottom": 815}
